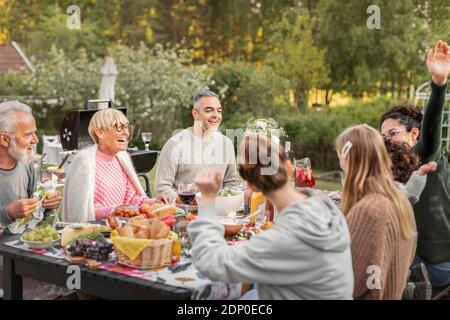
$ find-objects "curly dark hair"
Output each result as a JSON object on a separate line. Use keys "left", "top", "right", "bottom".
{"left": 384, "top": 138, "right": 421, "bottom": 184}
{"left": 380, "top": 105, "right": 423, "bottom": 134}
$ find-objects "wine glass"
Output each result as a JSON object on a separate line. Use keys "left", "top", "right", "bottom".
{"left": 141, "top": 132, "right": 152, "bottom": 151}
{"left": 178, "top": 183, "right": 197, "bottom": 205}
{"left": 294, "top": 157, "right": 316, "bottom": 189}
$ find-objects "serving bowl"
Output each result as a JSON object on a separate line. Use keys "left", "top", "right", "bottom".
{"left": 20, "top": 236, "right": 59, "bottom": 250}
{"left": 219, "top": 217, "right": 244, "bottom": 237}
{"left": 196, "top": 190, "right": 244, "bottom": 216}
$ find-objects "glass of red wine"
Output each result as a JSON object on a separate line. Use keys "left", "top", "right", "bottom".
{"left": 178, "top": 183, "right": 197, "bottom": 205}
{"left": 294, "top": 157, "right": 316, "bottom": 189}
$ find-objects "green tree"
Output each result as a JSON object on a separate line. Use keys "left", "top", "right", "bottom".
{"left": 425, "top": 0, "right": 450, "bottom": 45}
{"left": 27, "top": 5, "right": 105, "bottom": 58}
{"left": 210, "top": 61, "right": 292, "bottom": 117}
{"left": 0, "top": 43, "right": 211, "bottom": 145}
{"left": 317, "top": 0, "right": 427, "bottom": 100}
{"left": 267, "top": 11, "right": 329, "bottom": 110}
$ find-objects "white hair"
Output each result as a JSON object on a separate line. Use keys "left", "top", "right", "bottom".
{"left": 193, "top": 90, "right": 219, "bottom": 109}
{"left": 0, "top": 101, "right": 32, "bottom": 133}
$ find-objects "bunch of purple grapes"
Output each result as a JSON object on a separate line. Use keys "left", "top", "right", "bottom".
{"left": 67, "top": 239, "right": 113, "bottom": 261}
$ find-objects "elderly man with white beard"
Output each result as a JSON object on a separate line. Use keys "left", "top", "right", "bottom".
{"left": 0, "top": 101, "right": 67, "bottom": 299}
{"left": 0, "top": 101, "right": 62, "bottom": 228}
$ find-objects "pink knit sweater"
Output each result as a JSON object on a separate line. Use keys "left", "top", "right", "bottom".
{"left": 94, "top": 151, "right": 154, "bottom": 220}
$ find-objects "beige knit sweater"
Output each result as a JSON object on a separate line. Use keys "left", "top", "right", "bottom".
{"left": 346, "top": 193, "right": 417, "bottom": 300}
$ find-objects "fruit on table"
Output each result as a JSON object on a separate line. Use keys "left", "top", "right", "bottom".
{"left": 35, "top": 186, "right": 51, "bottom": 201}
{"left": 66, "top": 238, "right": 113, "bottom": 261}
{"left": 23, "top": 225, "right": 58, "bottom": 243}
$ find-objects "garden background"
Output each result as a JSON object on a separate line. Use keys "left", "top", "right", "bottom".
{"left": 0, "top": 0, "right": 449, "bottom": 176}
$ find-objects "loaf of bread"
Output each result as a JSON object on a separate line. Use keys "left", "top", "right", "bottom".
{"left": 134, "top": 227, "right": 149, "bottom": 239}
{"left": 129, "top": 216, "right": 150, "bottom": 228}
{"left": 118, "top": 225, "right": 135, "bottom": 238}
{"left": 148, "top": 221, "right": 170, "bottom": 239}
{"left": 117, "top": 217, "right": 170, "bottom": 240}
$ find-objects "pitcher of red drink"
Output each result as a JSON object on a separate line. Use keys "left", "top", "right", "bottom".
{"left": 294, "top": 157, "right": 316, "bottom": 188}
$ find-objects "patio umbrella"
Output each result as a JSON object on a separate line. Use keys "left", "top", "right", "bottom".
{"left": 98, "top": 55, "right": 118, "bottom": 109}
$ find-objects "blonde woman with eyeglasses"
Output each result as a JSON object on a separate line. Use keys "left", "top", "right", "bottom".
{"left": 336, "top": 124, "right": 417, "bottom": 300}
{"left": 62, "top": 109, "right": 168, "bottom": 223}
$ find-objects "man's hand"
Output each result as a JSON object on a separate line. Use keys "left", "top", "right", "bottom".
{"left": 156, "top": 193, "right": 170, "bottom": 204}
{"left": 427, "top": 40, "right": 450, "bottom": 86}
{"left": 194, "top": 169, "right": 223, "bottom": 204}
{"left": 5, "top": 198, "right": 40, "bottom": 220}
{"left": 42, "top": 190, "right": 62, "bottom": 209}
{"left": 417, "top": 161, "right": 438, "bottom": 176}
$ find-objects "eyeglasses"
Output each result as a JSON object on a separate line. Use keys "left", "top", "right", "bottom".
{"left": 382, "top": 128, "right": 408, "bottom": 140}
{"left": 114, "top": 122, "right": 133, "bottom": 133}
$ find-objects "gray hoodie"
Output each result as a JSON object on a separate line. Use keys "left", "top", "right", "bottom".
{"left": 188, "top": 189, "right": 354, "bottom": 300}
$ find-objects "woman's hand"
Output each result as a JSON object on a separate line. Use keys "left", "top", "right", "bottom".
{"left": 194, "top": 169, "right": 223, "bottom": 204}
{"left": 427, "top": 40, "right": 450, "bottom": 86}
{"left": 417, "top": 161, "right": 438, "bottom": 176}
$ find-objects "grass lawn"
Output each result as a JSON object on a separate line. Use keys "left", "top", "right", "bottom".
{"left": 315, "top": 179, "right": 341, "bottom": 192}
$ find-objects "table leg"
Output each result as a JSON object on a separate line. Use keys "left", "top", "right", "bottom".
{"left": 3, "top": 256, "right": 23, "bottom": 300}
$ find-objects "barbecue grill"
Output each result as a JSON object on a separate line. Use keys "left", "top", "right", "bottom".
{"left": 59, "top": 100, "right": 157, "bottom": 196}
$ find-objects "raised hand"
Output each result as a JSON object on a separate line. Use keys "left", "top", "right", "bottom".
{"left": 417, "top": 161, "right": 438, "bottom": 176}
{"left": 427, "top": 40, "right": 450, "bottom": 85}
{"left": 194, "top": 168, "right": 223, "bottom": 202}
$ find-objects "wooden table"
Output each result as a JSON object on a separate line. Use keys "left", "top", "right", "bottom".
{"left": 0, "top": 233, "right": 191, "bottom": 300}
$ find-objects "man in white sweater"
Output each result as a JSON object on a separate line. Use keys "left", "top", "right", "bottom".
{"left": 155, "top": 90, "right": 238, "bottom": 201}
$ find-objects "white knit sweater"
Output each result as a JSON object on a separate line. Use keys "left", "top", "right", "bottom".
{"left": 62, "top": 145, "right": 145, "bottom": 222}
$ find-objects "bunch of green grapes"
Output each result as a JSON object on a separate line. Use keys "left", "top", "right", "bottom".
{"left": 23, "top": 225, "right": 58, "bottom": 243}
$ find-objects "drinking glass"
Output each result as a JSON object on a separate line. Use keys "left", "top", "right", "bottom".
{"left": 178, "top": 183, "right": 197, "bottom": 205}
{"left": 141, "top": 132, "right": 152, "bottom": 151}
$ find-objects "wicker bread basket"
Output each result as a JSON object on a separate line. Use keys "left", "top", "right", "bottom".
{"left": 114, "top": 236, "right": 174, "bottom": 269}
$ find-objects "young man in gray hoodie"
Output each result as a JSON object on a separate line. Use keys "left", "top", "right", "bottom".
{"left": 188, "top": 135, "right": 354, "bottom": 300}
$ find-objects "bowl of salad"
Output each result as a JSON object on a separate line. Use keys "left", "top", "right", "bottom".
{"left": 196, "top": 188, "right": 244, "bottom": 216}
